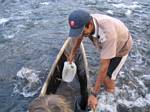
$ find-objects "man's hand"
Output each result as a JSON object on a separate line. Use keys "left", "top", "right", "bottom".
{"left": 88, "top": 95, "right": 98, "bottom": 111}
{"left": 67, "top": 54, "right": 74, "bottom": 64}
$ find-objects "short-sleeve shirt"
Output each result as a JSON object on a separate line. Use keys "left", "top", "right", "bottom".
{"left": 90, "top": 14, "right": 132, "bottom": 59}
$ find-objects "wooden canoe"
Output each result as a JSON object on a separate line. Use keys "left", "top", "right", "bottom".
{"left": 39, "top": 38, "right": 89, "bottom": 111}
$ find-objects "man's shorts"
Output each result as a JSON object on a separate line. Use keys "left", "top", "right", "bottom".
{"left": 107, "top": 54, "right": 128, "bottom": 80}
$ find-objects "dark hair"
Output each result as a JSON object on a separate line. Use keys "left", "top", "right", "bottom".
{"left": 28, "top": 95, "right": 73, "bottom": 112}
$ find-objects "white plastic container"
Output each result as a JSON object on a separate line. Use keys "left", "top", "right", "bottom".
{"left": 62, "top": 61, "right": 77, "bottom": 82}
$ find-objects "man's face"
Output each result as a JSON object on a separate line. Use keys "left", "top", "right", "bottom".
{"left": 82, "top": 21, "right": 94, "bottom": 37}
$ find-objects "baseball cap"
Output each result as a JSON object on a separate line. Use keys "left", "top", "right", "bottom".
{"left": 68, "top": 10, "right": 92, "bottom": 38}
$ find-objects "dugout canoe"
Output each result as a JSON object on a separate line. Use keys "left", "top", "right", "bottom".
{"left": 39, "top": 38, "right": 89, "bottom": 110}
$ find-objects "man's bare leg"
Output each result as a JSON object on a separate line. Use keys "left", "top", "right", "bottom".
{"left": 104, "top": 76, "right": 115, "bottom": 93}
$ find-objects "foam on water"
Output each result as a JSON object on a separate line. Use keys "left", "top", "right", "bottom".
{"left": 7, "top": 35, "right": 15, "bottom": 39}
{"left": 118, "top": 93, "right": 150, "bottom": 108}
{"left": 96, "top": 87, "right": 149, "bottom": 112}
{"left": 0, "top": 18, "right": 9, "bottom": 25}
{"left": 112, "top": 2, "right": 141, "bottom": 10}
{"left": 13, "top": 67, "right": 42, "bottom": 97}
{"left": 17, "top": 67, "right": 40, "bottom": 83}
{"left": 96, "top": 92, "right": 117, "bottom": 112}
{"left": 39, "top": 2, "right": 50, "bottom": 5}
{"left": 125, "top": 10, "right": 132, "bottom": 16}
{"left": 106, "top": 10, "right": 114, "bottom": 15}
{"left": 3, "top": 34, "right": 15, "bottom": 39}
{"left": 141, "top": 75, "right": 150, "bottom": 80}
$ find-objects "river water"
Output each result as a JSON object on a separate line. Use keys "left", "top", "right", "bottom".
{"left": 0, "top": 0, "right": 150, "bottom": 112}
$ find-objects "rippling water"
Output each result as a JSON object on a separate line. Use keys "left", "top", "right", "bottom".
{"left": 0, "top": 0, "right": 150, "bottom": 112}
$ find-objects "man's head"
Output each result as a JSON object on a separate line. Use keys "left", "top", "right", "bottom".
{"left": 28, "top": 95, "right": 73, "bottom": 112}
{"left": 68, "top": 10, "right": 94, "bottom": 38}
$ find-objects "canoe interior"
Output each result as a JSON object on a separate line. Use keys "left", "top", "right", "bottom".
{"left": 46, "top": 51, "right": 81, "bottom": 109}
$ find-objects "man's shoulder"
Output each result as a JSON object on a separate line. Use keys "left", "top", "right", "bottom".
{"left": 91, "top": 14, "right": 121, "bottom": 23}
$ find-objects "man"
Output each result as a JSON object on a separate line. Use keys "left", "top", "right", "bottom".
{"left": 67, "top": 10, "right": 132, "bottom": 110}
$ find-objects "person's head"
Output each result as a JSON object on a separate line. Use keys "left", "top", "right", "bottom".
{"left": 68, "top": 10, "right": 94, "bottom": 38}
{"left": 28, "top": 95, "right": 73, "bottom": 112}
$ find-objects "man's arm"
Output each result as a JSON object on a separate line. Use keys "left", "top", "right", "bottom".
{"left": 88, "top": 59, "right": 110, "bottom": 110}
{"left": 68, "top": 36, "right": 83, "bottom": 63}
{"left": 94, "top": 59, "right": 110, "bottom": 93}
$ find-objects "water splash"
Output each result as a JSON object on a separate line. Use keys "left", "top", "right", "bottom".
{"left": 118, "top": 94, "right": 150, "bottom": 108}
{"left": 13, "top": 67, "right": 42, "bottom": 97}
{"left": 96, "top": 92, "right": 117, "bottom": 112}
{"left": 96, "top": 86, "right": 149, "bottom": 112}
